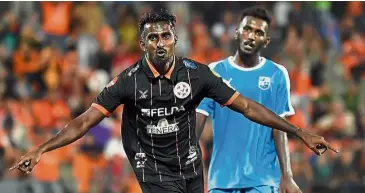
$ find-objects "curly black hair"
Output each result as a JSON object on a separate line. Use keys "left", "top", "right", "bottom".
{"left": 138, "top": 9, "right": 177, "bottom": 36}
{"left": 240, "top": 6, "right": 271, "bottom": 25}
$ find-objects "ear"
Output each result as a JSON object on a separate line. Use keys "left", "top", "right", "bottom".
{"left": 264, "top": 37, "right": 271, "bottom": 48}
{"left": 139, "top": 40, "right": 146, "bottom": 52}
{"left": 174, "top": 35, "right": 178, "bottom": 46}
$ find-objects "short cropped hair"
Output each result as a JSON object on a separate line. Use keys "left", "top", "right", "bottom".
{"left": 240, "top": 6, "right": 271, "bottom": 25}
{"left": 138, "top": 9, "right": 177, "bottom": 35}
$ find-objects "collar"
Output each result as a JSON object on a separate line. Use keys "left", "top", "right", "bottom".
{"left": 227, "top": 56, "right": 266, "bottom": 71}
{"left": 141, "top": 55, "right": 181, "bottom": 81}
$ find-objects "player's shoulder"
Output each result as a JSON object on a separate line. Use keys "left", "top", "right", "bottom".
{"left": 264, "top": 57, "right": 289, "bottom": 77}
{"left": 117, "top": 61, "right": 142, "bottom": 79}
{"left": 178, "top": 57, "right": 211, "bottom": 75}
{"left": 180, "top": 57, "right": 229, "bottom": 79}
{"left": 179, "top": 57, "right": 226, "bottom": 69}
{"left": 208, "top": 58, "right": 227, "bottom": 68}
{"left": 178, "top": 57, "right": 209, "bottom": 72}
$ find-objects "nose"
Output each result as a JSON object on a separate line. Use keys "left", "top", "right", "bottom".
{"left": 157, "top": 39, "right": 165, "bottom": 47}
{"left": 248, "top": 32, "right": 255, "bottom": 41}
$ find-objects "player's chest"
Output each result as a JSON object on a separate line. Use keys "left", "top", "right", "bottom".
{"left": 222, "top": 73, "right": 277, "bottom": 99}
{"left": 133, "top": 76, "right": 201, "bottom": 119}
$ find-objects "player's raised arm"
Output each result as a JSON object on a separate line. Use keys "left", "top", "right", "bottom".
{"left": 227, "top": 95, "right": 338, "bottom": 155}
{"left": 10, "top": 107, "right": 106, "bottom": 173}
{"left": 11, "top": 71, "right": 129, "bottom": 174}
{"left": 199, "top": 62, "right": 338, "bottom": 155}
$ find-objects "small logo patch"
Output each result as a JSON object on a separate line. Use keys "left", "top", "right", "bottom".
{"left": 258, "top": 76, "right": 271, "bottom": 90}
{"left": 183, "top": 60, "right": 197, "bottom": 69}
{"left": 174, "top": 82, "right": 191, "bottom": 99}
{"left": 139, "top": 90, "right": 148, "bottom": 99}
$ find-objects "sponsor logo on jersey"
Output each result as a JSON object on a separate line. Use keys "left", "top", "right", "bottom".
{"left": 141, "top": 106, "right": 185, "bottom": 117}
{"left": 146, "top": 119, "right": 179, "bottom": 135}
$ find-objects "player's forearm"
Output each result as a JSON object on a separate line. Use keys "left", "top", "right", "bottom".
{"left": 38, "top": 108, "right": 104, "bottom": 154}
{"left": 38, "top": 119, "right": 89, "bottom": 154}
{"left": 195, "top": 112, "right": 208, "bottom": 139}
{"left": 273, "top": 129, "right": 293, "bottom": 178}
{"left": 229, "top": 95, "right": 301, "bottom": 135}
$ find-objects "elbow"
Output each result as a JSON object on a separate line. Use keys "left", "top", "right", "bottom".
{"left": 79, "top": 115, "right": 95, "bottom": 133}
{"left": 73, "top": 107, "right": 105, "bottom": 135}
{"left": 229, "top": 95, "right": 250, "bottom": 116}
{"left": 70, "top": 114, "right": 96, "bottom": 136}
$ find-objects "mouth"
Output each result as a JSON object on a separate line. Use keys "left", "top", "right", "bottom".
{"left": 243, "top": 41, "right": 255, "bottom": 51}
{"left": 156, "top": 50, "right": 166, "bottom": 57}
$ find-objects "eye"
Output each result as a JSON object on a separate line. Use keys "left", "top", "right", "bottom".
{"left": 148, "top": 35, "right": 157, "bottom": 41}
{"left": 163, "top": 33, "right": 171, "bottom": 40}
{"left": 256, "top": 31, "right": 264, "bottom": 36}
{"left": 242, "top": 26, "right": 251, "bottom": 32}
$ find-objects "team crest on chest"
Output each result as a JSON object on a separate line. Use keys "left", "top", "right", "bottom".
{"left": 258, "top": 76, "right": 271, "bottom": 90}
{"left": 174, "top": 82, "right": 191, "bottom": 99}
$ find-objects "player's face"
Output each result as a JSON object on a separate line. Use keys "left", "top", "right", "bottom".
{"left": 235, "top": 16, "right": 270, "bottom": 55}
{"left": 140, "top": 21, "right": 177, "bottom": 67}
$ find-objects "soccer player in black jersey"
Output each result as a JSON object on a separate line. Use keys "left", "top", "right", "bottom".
{"left": 11, "top": 10, "right": 338, "bottom": 193}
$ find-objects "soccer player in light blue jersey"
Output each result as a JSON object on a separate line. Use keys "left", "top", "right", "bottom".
{"left": 196, "top": 7, "right": 302, "bottom": 193}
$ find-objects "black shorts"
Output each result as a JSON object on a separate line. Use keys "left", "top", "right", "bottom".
{"left": 139, "top": 174, "right": 204, "bottom": 193}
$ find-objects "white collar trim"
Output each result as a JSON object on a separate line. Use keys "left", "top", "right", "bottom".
{"left": 227, "top": 56, "right": 266, "bottom": 71}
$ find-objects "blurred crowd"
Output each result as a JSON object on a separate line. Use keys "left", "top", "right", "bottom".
{"left": 0, "top": 2, "right": 364, "bottom": 193}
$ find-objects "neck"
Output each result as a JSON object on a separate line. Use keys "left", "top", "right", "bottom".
{"left": 147, "top": 55, "right": 174, "bottom": 75}
{"left": 233, "top": 51, "right": 261, "bottom": 68}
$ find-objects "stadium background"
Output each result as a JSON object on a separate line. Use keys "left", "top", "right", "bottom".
{"left": 0, "top": 1, "right": 364, "bottom": 193}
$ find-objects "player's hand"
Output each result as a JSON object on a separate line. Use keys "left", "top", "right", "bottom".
{"left": 280, "top": 176, "right": 302, "bottom": 193}
{"left": 296, "top": 129, "right": 339, "bottom": 155}
{"left": 9, "top": 149, "right": 42, "bottom": 174}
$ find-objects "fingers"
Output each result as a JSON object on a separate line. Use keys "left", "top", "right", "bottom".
{"left": 288, "top": 188, "right": 302, "bottom": 193}
{"left": 9, "top": 159, "right": 24, "bottom": 171}
{"left": 9, "top": 164, "right": 18, "bottom": 171}
{"left": 280, "top": 188, "right": 285, "bottom": 193}
{"left": 292, "top": 188, "right": 302, "bottom": 193}
{"left": 294, "top": 188, "right": 302, "bottom": 193}
{"left": 317, "top": 137, "right": 339, "bottom": 154}
{"left": 310, "top": 136, "right": 339, "bottom": 155}
{"left": 9, "top": 158, "right": 33, "bottom": 174}
{"left": 9, "top": 155, "right": 24, "bottom": 171}
{"left": 323, "top": 140, "right": 339, "bottom": 153}
{"left": 311, "top": 147, "right": 321, "bottom": 156}
{"left": 19, "top": 160, "right": 33, "bottom": 173}
{"left": 316, "top": 144, "right": 328, "bottom": 154}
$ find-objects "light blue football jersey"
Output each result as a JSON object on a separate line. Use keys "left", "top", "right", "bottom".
{"left": 197, "top": 56, "right": 295, "bottom": 191}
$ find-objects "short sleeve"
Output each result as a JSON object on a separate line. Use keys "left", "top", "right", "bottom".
{"left": 275, "top": 68, "right": 295, "bottom": 117}
{"left": 200, "top": 65, "right": 239, "bottom": 106}
{"left": 196, "top": 97, "right": 215, "bottom": 117}
{"left": 92, "top": 73, "right": 130, "bottom": 117}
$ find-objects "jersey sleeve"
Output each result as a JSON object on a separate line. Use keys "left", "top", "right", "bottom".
{"left": 200, "top": 64, "right": 239, "bottom": 106}
{"left": 275, "top": 68, "right": 295, "bottom": 117}
{"left": 92, "top": 72, "right": 130, "bottom": 117}
{"left": 196, "top": 97, "right": 215, "bottom": 117}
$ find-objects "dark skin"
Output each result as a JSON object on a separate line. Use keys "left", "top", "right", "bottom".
{"left": 139, "top": 21, "right": 177, "bottom": 75}
{"left": 237, "top": 16, "right": 301, "bottom": 193}
{"left": 196, "top": 16, "right": 300, "bottom": 193}
{"left": 10, "top": 20, "right": 338, "bottom": 175}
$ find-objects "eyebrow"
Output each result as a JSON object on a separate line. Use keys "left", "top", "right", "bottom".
{"left": 245, "top": 24, "right": 266, "bottom": 33}
{"left": 145, "top": 30, "right": 172, "bottom": 38}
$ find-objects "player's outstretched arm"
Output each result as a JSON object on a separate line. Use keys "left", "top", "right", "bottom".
{"left": 228, "top": 94, "right": 339, "bottom": 155}
{"left": 196, "top": 112, "right": 208, "bottom": 139}
{"left": 10, "top": 107, "right": 106, "bottom": 173}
